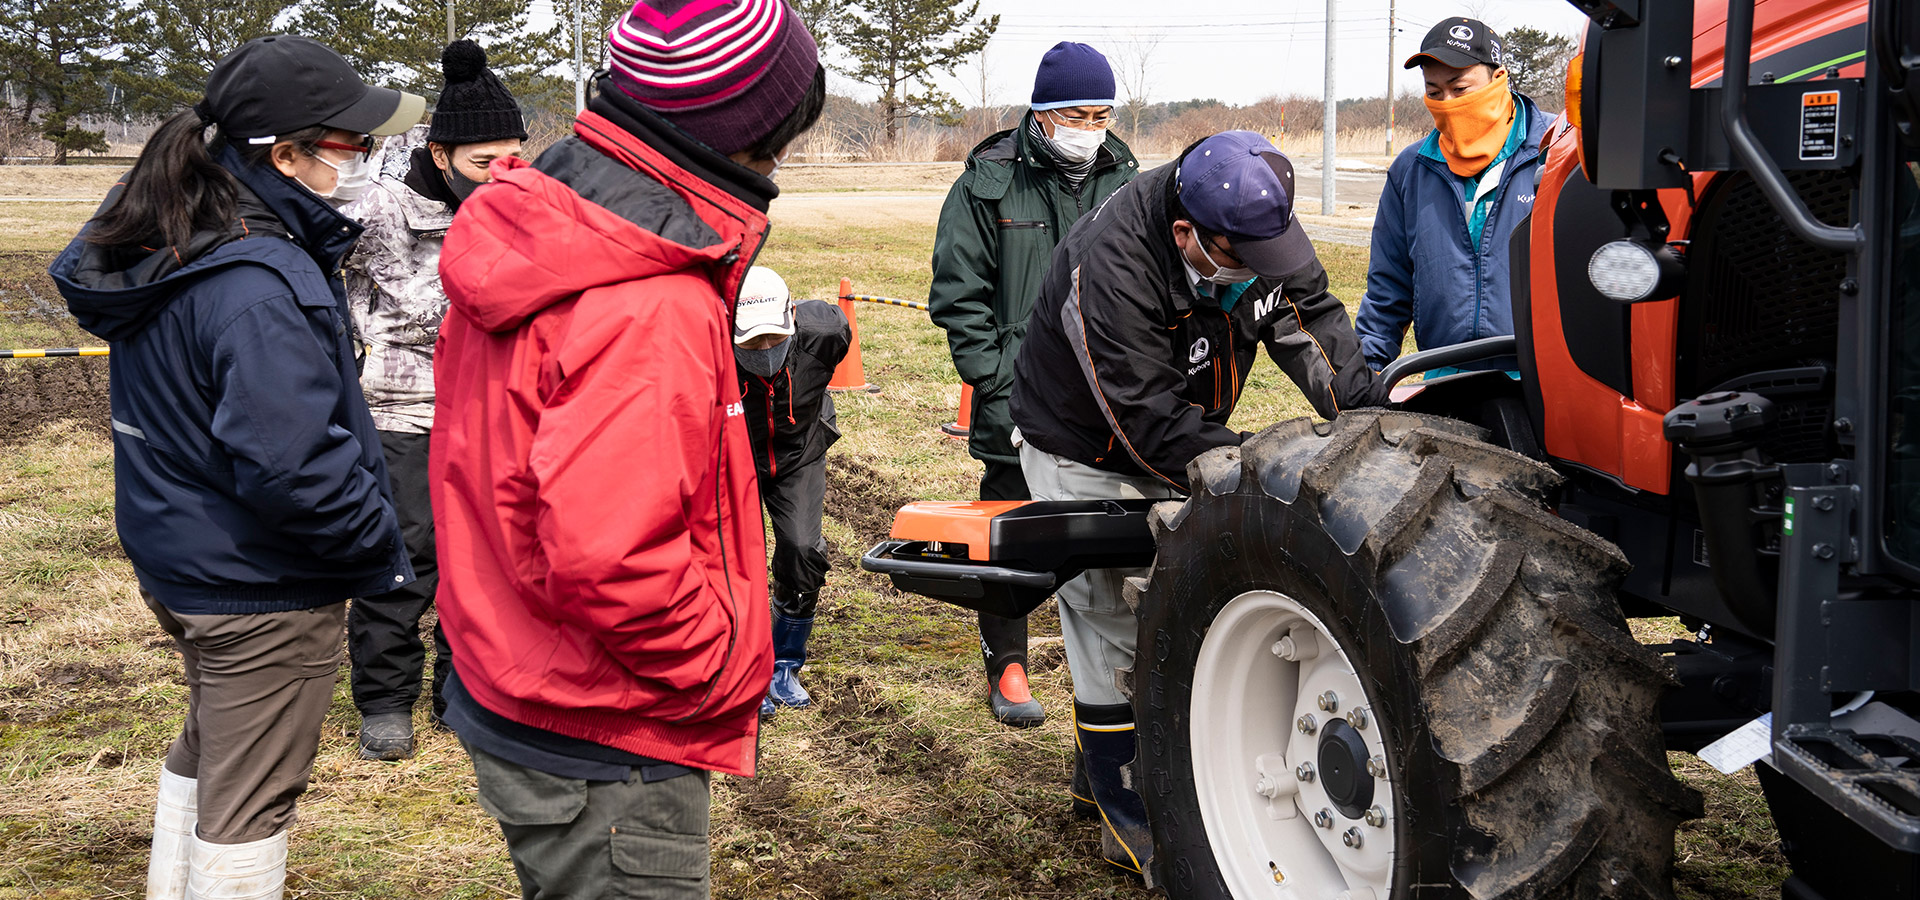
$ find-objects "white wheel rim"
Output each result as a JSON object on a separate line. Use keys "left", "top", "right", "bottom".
{"left": 1190, "top": 589, "right": 1395, "bottom": 900}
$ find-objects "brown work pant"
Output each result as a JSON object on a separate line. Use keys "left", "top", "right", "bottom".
{"left": 144, "top": 591, "right": 346, "bottom": 844}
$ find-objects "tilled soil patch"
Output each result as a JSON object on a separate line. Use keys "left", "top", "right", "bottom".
{"left": 0, "top": 358, "right": 108, "bottom": 442}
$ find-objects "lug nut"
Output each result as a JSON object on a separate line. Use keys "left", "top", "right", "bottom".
{"left": 1295, "top": 762, "right": 1316, "bottom": 783}
{"left": 1342, "top": 826, "right": 1364, "bottom": 848}
{"left": 1255, "top": 775, "right": 1276, "bottom": 797}
{"left": 1273, "top": 630, "right": 1319, "bottom": 661}
{"left": 1317, "top": 690, "right": 1339, "bottom": 712}
{"left": 1314, "top": 808, "right": 1334, "bottom": 828}
{"left": 1350, "top": 706, "right": 1369, "bottom": 729}
{"left": 1365, "top": 805, "right": 1386, "bottom": 827}
{"left": 1366, "top": 755, "right": 1387, "bottom": 779}
{"left": 1296, "top": 714, "right": 1317, "bottom": 735}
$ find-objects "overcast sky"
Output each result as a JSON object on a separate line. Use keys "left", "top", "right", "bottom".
{"left": 826, "top": 0, "right": 1594, "bottom": 109}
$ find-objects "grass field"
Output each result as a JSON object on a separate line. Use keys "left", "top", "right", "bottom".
{"left": 0, "top": 173, "right": 1789, "bottom": 898}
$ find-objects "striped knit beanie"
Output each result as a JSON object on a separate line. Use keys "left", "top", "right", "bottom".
{"left": 607, "top": 0, "right": 820, "bottom": 156}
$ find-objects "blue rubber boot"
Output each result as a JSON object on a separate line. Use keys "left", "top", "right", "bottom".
{"left": 767, "top": 609, "right": 814, "bottom": 709}
{"left": 1076, "top": 701, "right": 1152, "bottom": 878}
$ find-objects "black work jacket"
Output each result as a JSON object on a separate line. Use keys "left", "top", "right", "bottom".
{"left": 738, "top": 299, "right": 851, "bottom": 483}
{"left": 1009, "top": 162, "right": 1387, "bottom": 492}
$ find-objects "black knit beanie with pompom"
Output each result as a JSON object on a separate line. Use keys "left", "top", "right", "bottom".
{"left": 426, "top": 40, "right": 527, "bottom": 145}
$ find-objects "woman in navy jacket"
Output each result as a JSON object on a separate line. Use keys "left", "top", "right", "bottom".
{"left": 50, "top": 36, "right": 420, "bottom": 900}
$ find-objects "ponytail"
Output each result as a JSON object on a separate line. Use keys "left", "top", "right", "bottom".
{"left": 85, "top": 110, "right": 237, "bottom": 251}
{"left": 85, "top": 111, "right": 327, "bottom": 251}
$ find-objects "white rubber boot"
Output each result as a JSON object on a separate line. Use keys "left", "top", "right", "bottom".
{"left": 186, "top": 830, "right": 287, "bottom": 900}
{"left": 145, "top": 768, "right": 197, "bottom": 900}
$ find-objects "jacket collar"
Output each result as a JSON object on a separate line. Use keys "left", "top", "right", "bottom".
{"left": 589, "top": 80, "right": 779, "bottom": 214}
{"left": 567, "top": 105, "right": 770, "bottom": 306}
{"left": 217, "top": 143, "right": 363, "bottom": 273}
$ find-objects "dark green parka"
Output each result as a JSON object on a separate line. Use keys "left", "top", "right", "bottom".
{"left": 928, "top": 114, "right": 1138, "bottom": 467}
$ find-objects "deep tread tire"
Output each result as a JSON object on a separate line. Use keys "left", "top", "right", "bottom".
{"left": 1132, "top": 410, "right": 1702, "bottom": 899}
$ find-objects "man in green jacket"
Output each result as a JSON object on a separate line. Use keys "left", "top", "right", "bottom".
{"left": 928, "top": 41, "right": 1138, "bottom": 729}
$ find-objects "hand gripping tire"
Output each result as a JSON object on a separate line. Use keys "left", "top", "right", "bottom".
{"left": 1127, "top": 411, "right": 1703, "bottom": 899}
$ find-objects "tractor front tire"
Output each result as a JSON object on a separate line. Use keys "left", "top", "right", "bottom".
{"left": 1128, "top": 410, "right": 1702, "bottom": 900}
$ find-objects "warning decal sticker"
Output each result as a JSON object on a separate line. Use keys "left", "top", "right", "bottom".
{"left": 1800, "top": 91, "right": 1840, "bottom": 161}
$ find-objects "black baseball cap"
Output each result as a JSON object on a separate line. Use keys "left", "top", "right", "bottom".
{"left": 197, "top": 35, "right": 426, "bottom": 140}
{"left": 1404, "top": 18, "right": 1505, "bottom": 70}
{"left": 1176, "top": 131, "right": 1317, "bottom": 278}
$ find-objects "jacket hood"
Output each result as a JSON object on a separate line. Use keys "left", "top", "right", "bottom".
{"left": 439, "top": 108, "right": 771, "bottom": 334}
{"left": 54, "top": 144, "right": 364, "bottom": 342}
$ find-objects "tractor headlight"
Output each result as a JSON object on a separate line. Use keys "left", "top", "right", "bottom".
{"left": 1589, "top": 239, "right": 1667, "bottom": 303}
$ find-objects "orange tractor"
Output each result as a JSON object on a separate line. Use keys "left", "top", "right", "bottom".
{"left": 865, "top": 0, "right": 1920, "bottom": 896}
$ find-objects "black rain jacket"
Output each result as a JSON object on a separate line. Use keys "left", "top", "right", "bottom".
{"left": 1009, "top": 161, "right": 1387, "bottom": 492}
{"left": 737, "top": 299, "right": 851, "bottom": 483}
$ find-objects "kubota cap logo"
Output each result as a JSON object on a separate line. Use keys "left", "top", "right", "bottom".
{"left": 1189, "top": 338, "right": 1211, "bottom": 364}
{"left": 1450, "top": 24, "right": 1474, "bottom": 40}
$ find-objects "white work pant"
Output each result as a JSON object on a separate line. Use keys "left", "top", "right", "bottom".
{"left": 1016, "top": 431, "right": 1184, "bottom": 707}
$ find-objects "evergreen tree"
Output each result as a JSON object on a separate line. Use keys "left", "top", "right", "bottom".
{"left": 116, "top": 0, "right": 296, "bottom": 117}
{"left": 0, "top": 0, "right": 119, "bottom": 162}
{"left": 293, "top": 0, "right": 559, "bottom": 102}
{"left": 835, "top": 0, "right": 995, "bottom": 143}
{"left": 1503, "top": 26, "right": 1577, "bottom": 111}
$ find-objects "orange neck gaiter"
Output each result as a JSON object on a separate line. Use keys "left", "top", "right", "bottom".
{"left": 1426, "top": 72, "right": 1517, "bottom": 177}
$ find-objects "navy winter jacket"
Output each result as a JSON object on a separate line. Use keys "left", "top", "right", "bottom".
{"left": 1355, "top": 93, "right": 1554, "bottom": 371}
{"left": 51, "top": 145, "right": 412, "bottom": 614}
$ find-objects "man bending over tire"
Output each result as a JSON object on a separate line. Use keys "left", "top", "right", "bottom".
{"left": 1008, "top": 129, "right": 1386, "bottom": 875}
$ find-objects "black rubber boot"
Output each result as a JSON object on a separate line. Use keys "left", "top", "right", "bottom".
{"left": 980, "top": 611, "right": 1042, "bottom": 727}
{"left": 1076, "top": 701, "right": 1152, "bottom": 877}
{"left": 358, "top": 712, "right": 415, "bottom": 761}
{"left": 1070, "top": 745, "right": 1097, "bottom": 819}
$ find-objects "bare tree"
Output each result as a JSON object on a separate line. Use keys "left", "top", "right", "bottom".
{"left": 1111, "top": 34, "right": 1162, "bottom": 144}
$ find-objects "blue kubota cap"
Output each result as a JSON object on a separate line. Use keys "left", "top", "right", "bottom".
{"left": 1176, "top": 131, "right": 1315, "bottom": 278}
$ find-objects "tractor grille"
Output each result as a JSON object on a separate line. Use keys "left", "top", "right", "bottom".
{"left": 1685, "top": 170, "right": 1850, "bottom": 463}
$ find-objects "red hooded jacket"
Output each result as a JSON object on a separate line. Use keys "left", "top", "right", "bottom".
{"left": 430, "top": 110, "right": 771, "bottom": 777}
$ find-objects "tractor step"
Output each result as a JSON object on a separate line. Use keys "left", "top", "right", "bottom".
{"left": 1772, "top": 705, "right": 1920, "bottom": 853}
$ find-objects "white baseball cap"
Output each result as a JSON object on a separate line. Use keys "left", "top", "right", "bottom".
{"left": 733, "top": 266, "right": 795, "bottom": 345}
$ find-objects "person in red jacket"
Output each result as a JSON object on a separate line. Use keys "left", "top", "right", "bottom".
{"left": 429, "top": 0, "right": 824, "bottom": 893}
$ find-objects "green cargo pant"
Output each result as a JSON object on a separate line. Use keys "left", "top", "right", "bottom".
{"left": 462, "top": 742, "right": 712, "bottom": 900}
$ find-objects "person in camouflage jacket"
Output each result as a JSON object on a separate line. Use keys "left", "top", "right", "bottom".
{"left": 339, "top": 39, "right": 526, "bottom": 761}
{"left": 928, "top": 41, "right": 1138, "bottom": 729}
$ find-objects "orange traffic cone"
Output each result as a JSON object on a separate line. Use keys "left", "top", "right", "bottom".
{"left": 941, "top": 382, "right": 973, "bottom": 438}
{"left": 829, "top": 277, "right": 876, "bottom": 393}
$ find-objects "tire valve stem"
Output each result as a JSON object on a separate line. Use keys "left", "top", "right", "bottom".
{"left": 1317, "top": 690, "right": 1339, "bottom": 712}
{"left": 1314, "top": 808, "right": 1334, "bottom": 828}
{"left": 1342, "top": 826, "right": 1364, "bottom": 848}
{"left": 1296, "top": 714, "right": 1318, "bottom": 735}
{"left": 1365, "top": 805, "right": 1386, "bottom": 827}
{"left": 1367, "top": 755, "right": 1387, "bottom": 779}
{"left": 1268, "top": 861, "right": 1285, "bottom": 884}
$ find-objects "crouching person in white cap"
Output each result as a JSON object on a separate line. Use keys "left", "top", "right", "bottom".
{"left": 733, "top": 266, "right": 851, "bottom": 717}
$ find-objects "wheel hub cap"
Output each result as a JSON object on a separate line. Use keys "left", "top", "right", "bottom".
{"left": 1188, "top": 590, "right": 1395, "bottom": 898}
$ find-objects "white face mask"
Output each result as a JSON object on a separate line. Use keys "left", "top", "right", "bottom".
{"left": 305, "top": 150, "right": 373, "bottom": 204}
{"left": 1188, "top": 231, "right": 1256, "bottom": 285}
{"left": 1045, "top": 112, "right": 1107, "bottom": 164}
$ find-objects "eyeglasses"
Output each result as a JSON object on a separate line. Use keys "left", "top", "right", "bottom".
{"left": 312, "top": 136, "right": 375, "bottom": 159}
{"left": 1049, "top": 109, "right": 1115, "bottom": 129}
{"left": 1206, "top": 234, "right": 1245, "bottom": 267}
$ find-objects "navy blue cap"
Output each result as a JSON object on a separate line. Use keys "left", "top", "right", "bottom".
{"left": 1031, "top": 42, "right": 1116, "bottom": 111}
{"left": 1176, "top": 131, "right": 1315, "bottom": 278}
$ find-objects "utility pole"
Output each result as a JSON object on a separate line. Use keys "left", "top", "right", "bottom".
{"left": 574, "top": 0, "right": 586, "bottom": 111}
{"left": 446, "top": 0, "right": 455, "bottom": 42}
{"left": 1385, "top": 0, "right": 1396, "bottom": 155}
{"left": 1322, "top": 0, "right": 1336, "bottom": 214}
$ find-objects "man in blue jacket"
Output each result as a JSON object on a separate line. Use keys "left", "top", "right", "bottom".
{"left": 1356, "top": 17, "right": 1554, "bottom": 373}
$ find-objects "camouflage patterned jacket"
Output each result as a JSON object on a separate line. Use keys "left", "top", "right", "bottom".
{"left": 343, "top": 127, "right": 451, "bottom": 434}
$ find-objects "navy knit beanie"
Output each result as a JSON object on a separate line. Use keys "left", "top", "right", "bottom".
{"left": 1030, "top": 42, "right": 1116, "bottom": 111}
